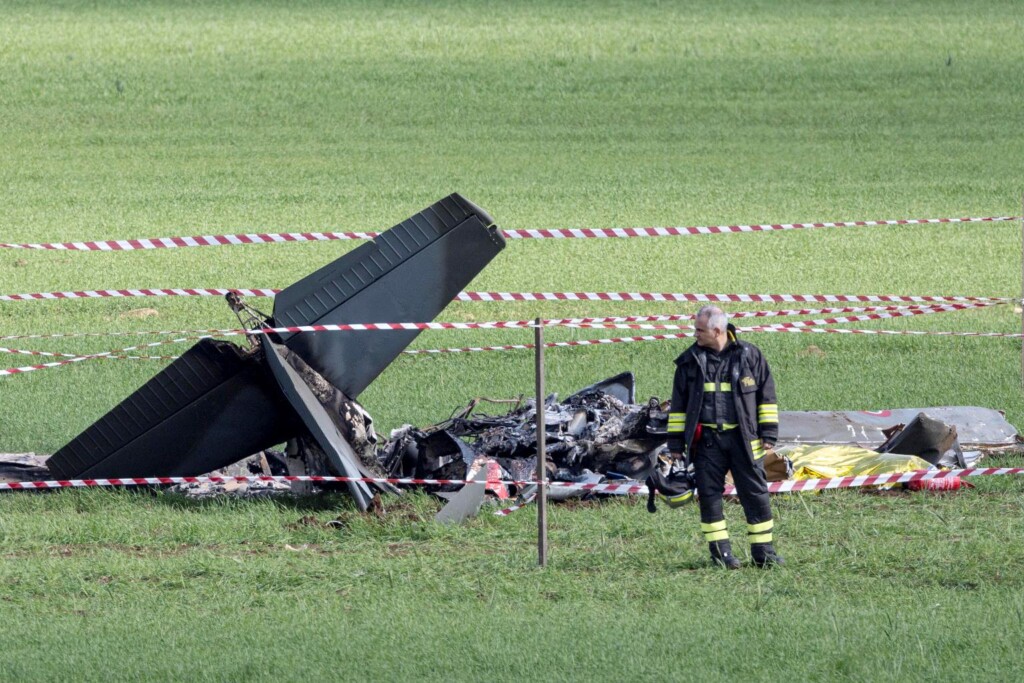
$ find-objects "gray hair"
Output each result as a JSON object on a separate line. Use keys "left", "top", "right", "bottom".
{"left": 697, "top": 305, "right": 728, "bottom": 333}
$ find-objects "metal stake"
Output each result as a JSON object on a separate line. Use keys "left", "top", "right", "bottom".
{"left": 1020, "top": 194, "right": 1023, "bottom": 389}
{"left": 535, "top": 317, "right": 548, "bottom": 567}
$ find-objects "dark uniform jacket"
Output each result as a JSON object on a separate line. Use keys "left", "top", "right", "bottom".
{"left": 667, "top": 326, "right": 778, "bottom": 461}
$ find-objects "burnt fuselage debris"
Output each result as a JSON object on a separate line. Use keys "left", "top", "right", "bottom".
{"left": 45, "top": 194, "right": 506, "bottom": 510}
{"left": 380, "top": 371, "right": 668, "bottom": 493}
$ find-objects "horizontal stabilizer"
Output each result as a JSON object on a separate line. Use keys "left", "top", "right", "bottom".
{"left": 48, "top": 340, "right": 298, "bottom": 478}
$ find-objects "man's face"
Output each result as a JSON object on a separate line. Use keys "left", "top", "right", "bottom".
{"left": 694, "top": 316, "right": 719, "bottom": 348}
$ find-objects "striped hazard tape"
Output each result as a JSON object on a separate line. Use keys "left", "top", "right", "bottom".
{"left": 499, "top": 216, "right": 1022, "bottom": 240}
{"left": 0, "top": 288, "right": 280, "bottom": 302}
{"left": 0, "top": 232, "right": 377, "bottom": 251}
{"left": 0, "top": 331, "right": 700, "bottom": 377}
{"left": 0, "top": 300, "right": 1000, "bottom": 344}
{"left": 3, "top": 288, "right": 1010, "bottom": 306}
{"left": 456, "top": 292, "right": 1013, "bottom": 305}
{"left": 1, "top": 304, "right": 1016, "bottom": 377}
{"left": 1, "top": 216, "right": 1018, "bottom": 251}
{"left": 564, "top": 302, "right": 1002, "bottom": 331}
{"left": 403, "top": 333, "right": 697, "bottom": 356}
{"left": 0, "top": 474, "right": 491, "bottom": 490}
{"left": 743, "top": 327, "right": 1022, "bottom": 339}
{"left": 1, "top": 346, "right": 85, "bottom": 359}
{"left": 493, "top": 493, "right": 538, "bottom": 517}
{"left": 1, "top": 467, "right": 1021, "bottom": 494}
{"left": 495, "top": 467, "right": 1024, "bottom": 515}
{"left": 402, "top": 323, "right": 1024, "bottom": 357}
{"left": 0, "top": 335, "right": 212, "bottom": 376}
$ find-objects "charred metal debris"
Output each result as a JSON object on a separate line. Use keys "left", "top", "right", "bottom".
{"left": 378, "top": 371, "right": 665, "bottom": 488}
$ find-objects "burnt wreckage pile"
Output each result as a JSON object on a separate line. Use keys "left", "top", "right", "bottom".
{"left": 378, "top": 372, "right": 668, "bottom": 489}
{"left": 46, "top": 194, "right": 507, "bottom": 510}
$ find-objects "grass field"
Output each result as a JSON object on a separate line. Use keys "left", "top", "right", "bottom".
{"left": 2, "top": 1, "right": 1024, "bottom": 680}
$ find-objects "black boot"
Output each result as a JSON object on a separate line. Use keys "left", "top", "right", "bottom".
{"left": 709, "top": 541, "right": 741, "bottom": 569}
{"left": 751, "top": 542, "right": 784, "bottom": 568}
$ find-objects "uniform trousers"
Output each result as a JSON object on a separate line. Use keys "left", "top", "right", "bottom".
{"left": 693, "top": 428, "right": 772, "bottom": 526}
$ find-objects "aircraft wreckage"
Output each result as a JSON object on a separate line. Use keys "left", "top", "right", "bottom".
{"left": 8, "top": 194, "right": 1018, "bottom": 518}
{"left": 45, "top": 193, "right": 506, "bottom": 511}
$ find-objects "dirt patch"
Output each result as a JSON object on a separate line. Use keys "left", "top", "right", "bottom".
{"left": 559, "top": 497, "right": 607, "bottom": 511}
{"left": 386, "top": 542, "right": 415, "bottom": 557}
{"left": 118, "top": 308, "right": 159, "bottom": 319}
{"left": 799, "top": 345, "right": 827, "bottom": 358}
{"left": 285, "top": 515, "right": 330, "bottom": 530}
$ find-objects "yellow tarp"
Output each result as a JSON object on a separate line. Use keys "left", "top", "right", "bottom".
{"left": 781, "top": 445, "right": 932, "bottom": 480}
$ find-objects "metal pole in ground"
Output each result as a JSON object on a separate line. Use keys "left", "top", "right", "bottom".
{"left": 1020, "top": 194, "right": 1023, "bottom": 389}
{"left": 535, "top": 317, "right": 548, "bottom": 567}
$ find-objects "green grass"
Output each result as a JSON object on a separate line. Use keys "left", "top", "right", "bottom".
{"left": 2, "top": 1, "right": 1024, "bottom": 679}
{"left": 1, "top": 473, "right": 1024, "bottom": 681}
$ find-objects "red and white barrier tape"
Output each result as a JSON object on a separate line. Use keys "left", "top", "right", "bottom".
{"left": 402, "top": 333, "right": 697, "bottom": 356}
{"left": 0, "top": 347, "right": 174, "bottom": 363}
{"left": 0, "top": 288, "right": 280, "bottom": 303}
{"left": 0, "top": 335, "right": 209, "bottom": 376}
{"left": 1, "top": 330, "right": 697, "bottom": 376}
{"left": 493, "top": 493, "right": 537, "bottom": 517}
{"left": 0, "top": 232, "right": 376, "bottom": 251}
{"left": 565, "top": 302, "right": 999, "bottom": 332}
{"left": 1, "top": 353, "right": 121, "bottom": 376}
{"left": 399, "top": 323, "right": 1024, "bottom": 356}
{"left": 375, "top": 322, "right": 1024, "bottom": 357}
{"left": 2, "top": 216, "right": 1018, "bottom": 252}
{"left": 1, "top": 467, "right": 1021, "bottom": 494}
{"left": 752, "top": 467, "right": 1024, "bottom": 495}
{"left": 1, "top": 346, "right": 82, "bottom": 359}
{"left": 740, "top": 303, "right": 1001, "bottom": 331}
{"left": 4, "top": 333, "right": 199, "bottom": 355}
{"left": 0, "top": 301, "right": 995, "bottom": 344}
{"left": 1, "top": 305, "right": 1014, "bottom": 376}
{"left": 4, "top": 288, "right": 1010, "bottom": 306}
{"left": 0, "top": 474, "right": 483, "bottom": 490}
{"left": 499, "top": 216, "right": 1021, "bottom": 240}
{"left": 493, "top": 466, "right": 1024, "bottom": 515}
{"left": 457, "top": 292, "right": 1012, "bottom": 305}
{"left": 752, "top": 327, "right": 1023, "bottom": 338}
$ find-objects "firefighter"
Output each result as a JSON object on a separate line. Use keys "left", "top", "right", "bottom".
{"left": 667, "top": 305, "right": 784, "bottom": 569}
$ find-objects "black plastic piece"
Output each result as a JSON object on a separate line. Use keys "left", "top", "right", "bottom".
{"left": 877, "top": 412, "right": 967, "bottom": 468}
{"left": 564, "top": 372, "right": 636, "bottom": 405}
{"left": 415, "top": 430, "right": 477, "bottom": 478}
